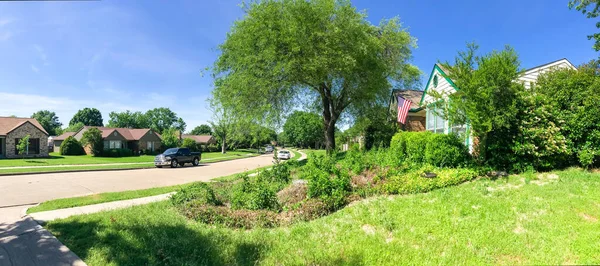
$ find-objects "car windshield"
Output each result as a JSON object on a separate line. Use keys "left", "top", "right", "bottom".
{"left": 279, "top": 151, "right": 289, "bottom": 154}
{"left": 163, "top": 148, "right": 178, "bottom": 155}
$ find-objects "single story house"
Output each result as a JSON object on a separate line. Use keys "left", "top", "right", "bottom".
{"left": 392, "top": 58, "right": 576, "bottom": 151}
{"left": 0, "top": 117, "right": 49, "bottom": 158}
{"left": 181, "top": 134, "right": 216, "bottom": 145}
{"left": 54, "top": 126, "right": 163, "bottom": 154}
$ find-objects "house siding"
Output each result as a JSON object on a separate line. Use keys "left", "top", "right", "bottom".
{"left": 518, "top": 59, "right": 576, "bottom": 89}
{"left": 137, "top": 132, "right": 162, "bottom": 152}
{"left": 422, "top": 67, "right": 456, "bottom": 105}
{"left": 5, "top": 123, "right": 49, "bottom": 158}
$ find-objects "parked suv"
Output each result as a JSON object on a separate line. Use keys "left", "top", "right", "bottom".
{"left": 154, "top": 148, "right": 201, "bottom": 168}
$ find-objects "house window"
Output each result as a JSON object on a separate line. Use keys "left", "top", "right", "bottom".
{"left": 147, "top": 141, "right": 154, "bottom": 152}
{"left": 14, "top": 138, "right": 40, "bottom": 155}
{"left": 109, "top": 140, "right": 122, "bottom": 149}
{"left": 104, "top": 141, "right": 109, "bottom": 150}
{"left": 426, "top": 103, "right": 447, "bottom": 134}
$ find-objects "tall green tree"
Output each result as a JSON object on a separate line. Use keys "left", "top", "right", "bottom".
{"left": 64, "top": 122, "right": 85, "bottom": 133}
{"left": 161, "top": 128, "right": 181, "bottom": 149}
{"left": 81, "top": 127, "right": 104, "bottom": 156}
{"left": 70, "top": 108, "right": 103, "bottom": 126}
{"left": 107, "top": 111, "right": 149, "bottom": 128}
{"left": 283, "top": 111, "right": 324, "bottom": 148}
{"left": 209, "top": 101, "right": 236, "bottom": 154}
{"left": 212, "top": 0, "right": 420, "bottom": 153}
{"left": 145, "top": 107, "right": 179, "bottom": 134}
{"left": 436, "top": 43, "right": 523, "bottom": 163}
{"left": 190, "top": 124, "right": 213, "bottom": 135}
{"left": 31, "top": 110, "right": 62, "bottom": 136}
{"left": 570, "top": 0, "right": 600, "bottom": 51}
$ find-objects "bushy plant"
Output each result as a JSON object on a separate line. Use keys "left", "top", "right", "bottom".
{"left": 578, "top": 148, "right": 596, "bottom": 170}
{"left": 101, "top": 148, "right": 134, "bottom": 157}
{"left": 382, "top": 166, "right": 478, "bottom": 195}
{"left": 81, "top": 128, "right": 103, "bottom": 156}
{"left": 171, "top": 182, "right": 221, "bottom": 206}
{"left": 391, "top": 131, "right": 470, "bottom": 168}
{"left": 302, "top": 154, "right": 351, "bottom": 210}
{"left": 60, "top": 136, "right": 85, "bottom": 155}
{"left": 181, "top": 138, "right": 199, "bottom": 151}
{"left": 230, "top": 175, "right": 280, "bottom": 211}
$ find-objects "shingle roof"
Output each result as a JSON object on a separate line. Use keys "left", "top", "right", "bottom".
{"left": 53, "top": 131, "right": 76, "bottom": 141}
{"left": 392, "top": 89, "right": 424, "bottom": 109}
{"left": 0, "top": 117, "right": 48, "bottom": 136}
{"left": 182, "top": 134, "right": 215, "bottom": 144}
{"left": 79, "top": 126, "right": 155, "bottom": 141}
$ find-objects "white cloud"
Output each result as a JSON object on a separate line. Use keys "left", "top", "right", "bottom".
{"left": 33, "top": 44, "right": 49, "bottom": 65}
{"left": 30, "top": 64, "right": 39, "bottom": 73}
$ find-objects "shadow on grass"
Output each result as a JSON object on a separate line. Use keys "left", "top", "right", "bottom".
{"left": 46, "top": 219, "right": 264, "bottom": 265}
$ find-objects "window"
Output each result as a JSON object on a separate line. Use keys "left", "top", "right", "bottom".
{"left": 426, "top": 103, "right": 447, "bottom": 134}
{"left": 147, "top": 141, "right": 154, "bottom": 152}
{"left": 14, "top": 138, "right": 40, "bottom": 155}
{"left": 109, "top": 140, "right": 122, "bottom": 149}
{"left": 104, "top": 141, "right": 109, "bottom": 150}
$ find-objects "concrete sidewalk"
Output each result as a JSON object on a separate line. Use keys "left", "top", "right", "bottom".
{"left": 29, "top": 193, "right": 175, "bottom": 224}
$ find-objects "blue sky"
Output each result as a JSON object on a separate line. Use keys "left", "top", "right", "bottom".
{"left": 0, "top": 0, "right": 596, "bottom": 130}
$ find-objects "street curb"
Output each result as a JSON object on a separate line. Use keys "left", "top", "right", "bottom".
{"left": 22, "top": 203, "right": 40, "bottom": 217}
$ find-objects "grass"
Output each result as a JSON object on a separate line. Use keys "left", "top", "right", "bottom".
{"left": 46, "top": 168, "right": 600, "bottom": 265}
{"left": 0, "top": 151, "right": 255, "bottom": 167}
{"left": 28, "top": 150, "right": 305, "bottom": 213}
{"left": 0, "top": 151, "right": 258, "bottom": 175}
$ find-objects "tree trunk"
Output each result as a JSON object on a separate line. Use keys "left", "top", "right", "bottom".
{"left": 221, "top": 136, "right": 227, "bottom": 154}
{"left": 321, "top": 89, "right": 337, "bottom": 154}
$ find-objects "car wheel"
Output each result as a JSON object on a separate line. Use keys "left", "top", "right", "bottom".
{"left": 193, "top": 158, "right": 199, "bottom": 166}
{"left": 170, "top": 159, "right": 178, "bottom": 168}
{"left": 156, "top": 166, "right": 163, "bottom": 168}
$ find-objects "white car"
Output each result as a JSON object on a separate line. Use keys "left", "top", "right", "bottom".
{"left": 277, "top": 150, "right": 291, "bottom": 160}
{"left": 265, "top": 145, "right": 274, "bottom": 153}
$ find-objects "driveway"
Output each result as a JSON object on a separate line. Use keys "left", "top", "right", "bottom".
{"left": 0, "top": 154, "right": 276, "bottom": 266}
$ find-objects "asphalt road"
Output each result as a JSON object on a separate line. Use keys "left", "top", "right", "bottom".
{"left": 0, "top": 154, "right": 276, "bottom": 266}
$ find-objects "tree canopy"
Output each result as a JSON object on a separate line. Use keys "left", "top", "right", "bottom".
{"left": 283, "top": 111, "right": 324, "bottom": 148}
{"left": 81, "top": 127, "right": 104, "bottom": 156}
{"left": 107, "top": 111, "right": 149, "bottom": 128}
{"left": 70, "top": 108, "right": 103, "bottom": 127}
{"left": 190, "top": 124, "right": 213, "bottom": 135}
{"left": 31, "top": 110, "right": 62, "bottom": 136}
{"left": 212, "top": 0, "right": 419, "bottom": 153}
{"left": 146, "top": 108, "right": 181, "bottom": 134}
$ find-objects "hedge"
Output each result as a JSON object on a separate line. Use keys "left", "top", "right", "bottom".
{"left": 391, "top": 131, "right": 470, "bottom": 167}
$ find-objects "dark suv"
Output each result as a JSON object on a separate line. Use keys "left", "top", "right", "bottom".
{"left": 154, "top": 148, "right": 201, "bottom": 168}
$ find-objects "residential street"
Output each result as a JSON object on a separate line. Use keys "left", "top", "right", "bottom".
{"left": 0, "top": 154, "right": 275, "bottom": 266}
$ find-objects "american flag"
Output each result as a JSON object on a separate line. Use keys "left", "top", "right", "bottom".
{"left": 397, "top": 95, "right": 412, "bottom": 124}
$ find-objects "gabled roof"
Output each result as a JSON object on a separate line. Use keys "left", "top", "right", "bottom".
{"left": 53, "top": 131, "right": 76, "bottom": 141}
{"left": 419, "top": 63, "right": 459, "bottom": 106}
{"left": 182, "top": 134, "right": 215, "bottom": 144}
{"left": 81, "top": 126, "right": 156, "bottom": 141}
{"left": 391, "top": 89, "right": 424, "bottom": 110}
{"left": 0, "top": 117, "right": 48, "bottom": 136}
{"left": 522, "top": 58, "right": 577, "bottom": 74}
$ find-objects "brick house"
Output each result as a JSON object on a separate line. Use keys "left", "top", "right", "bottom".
{"left": 54, "top": 126, "right": 162, "bottom": 154}
{"left": 0, "top": 117, "right": 49, "bottom": 159}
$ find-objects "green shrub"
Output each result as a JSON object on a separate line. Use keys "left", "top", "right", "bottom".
{"left": 302, "top": 154, "right": 351, "bottom": 210}
{"left": 171, "top": 182, "right": 221, "bottom": 206}
{"left": 425, "top": 133, "right": 470, "bottom": 167}
{"left": 578, "top": 148, "right": 596, "bottom": 170}
{"left": 59, "top": 136, "right": 85, "bottom": 155}
{"left": 230, "top": 175, "right": 280, "bottom": 211}
{"left": 182, "top": 138, "right": 199, "bottom": 152}
{"left": 81, "top": 128, "right": 103, "bottom": 156}
{"left": 382, "top": 167, "right": 478, "bottom": 195}
{"left": 101, "top": 148, "right": 134, "bottom": 157}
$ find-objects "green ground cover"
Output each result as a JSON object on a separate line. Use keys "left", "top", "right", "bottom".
{"left": 46, "top": 168, "right": 600, "bottom": 265}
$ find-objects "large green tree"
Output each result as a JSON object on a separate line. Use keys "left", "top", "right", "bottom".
{"left": 31, "top": 110, "right": 62, "bottom": 135}
{"left": 107, "top": 111, "right": 149, "bottom": 128}
{"left": 209, "top": 101, "right": 236, "bottom": 154}
{"left": 145, "top": 108, "right": 180, "bottom": 134}
{"left": 81, "top": 127, "right": 104, "bottom": 156}
{"left": 70, "top": 108, "right": 103, "bottom": 126}
{"left": 212, "top": 0, "right": 419, "bottom": 153}
{"left": 436, "top": 43, "right": 523, "bottom": 163}
{"left": 570, "top": 0, "right": 600, "bottom": 51}
{"left": 190, "top": 124, "right": 213, "bottom": 135}
{"left": 283, "top": 111, "right": 324, "bottom": 148}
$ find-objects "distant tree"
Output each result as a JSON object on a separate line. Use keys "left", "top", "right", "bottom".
{"left": 161, "top": 128, "right": 181, "bottom": 149}
{"left": 107, "top": 111, "right": 149, "bottom": 128}
{"left": 145, "top": 107, "right": 179, "bottom": 134}
{"left": 17, "top": 135, "right": 30, "bottom": 159}
{"left": 81, "top": 128, "right": 104, "bottom": 156}
{"left": 174, "top": 117, "right": 187, "bottom": 140}
{"left": 181, "top": 138, "right": 198, "bottom": 151}
{"left": 209, "top": 101, "right": 236, "bottom": 154}
{"left": 70, "top": 108, "right": 103, "bottom": 126}
{"left": 64, "top": 122, "right": 85, "bottom": 133}
{"left": 570, "top": 0, "right": 600, "bottom": 51}
{"left": 31, "top": 110, "right": 62, "bottom": 136}
{"left": 349, "top": 106, "right": 398, "bottom": 150}
{"left": 212, "top": 0, "right": 420, "bottom": 154}
{"left": 283, "top": 111, "right": 324, "bottom": 148}
{"left": 190, "top": 124, "right": 213, "bottom": 135}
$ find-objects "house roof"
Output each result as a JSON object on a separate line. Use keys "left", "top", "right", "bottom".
{"left": 392, "top": 89, "right": 424, "bottom": 110}
{"left": 182, "top": 134, "right": 215, "bottom": 144}
{"left": 0, "top": 117, "right": 48, "bottom": 136}
{"left": 78, "top": 126, "right": 156, "bottom": 141}
{"left": 53, "top": 131, "right": 76, "bottom": 141}
{"left": 522, "top": 58, "right": 577, "bottom": 73}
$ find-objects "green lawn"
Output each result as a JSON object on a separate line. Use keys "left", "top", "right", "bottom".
{"left": 0, "top": 151, "right": 255, "bottom": 167}
{"left": 46, "top": 168, "right": 600, "bottom": 265}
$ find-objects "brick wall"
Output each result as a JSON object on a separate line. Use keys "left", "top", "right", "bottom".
{"left": 403, "top": 116, "right": 426, "bottom": 132}
{"left": 5, "top": 122, "right": 49, "bottom": 158}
